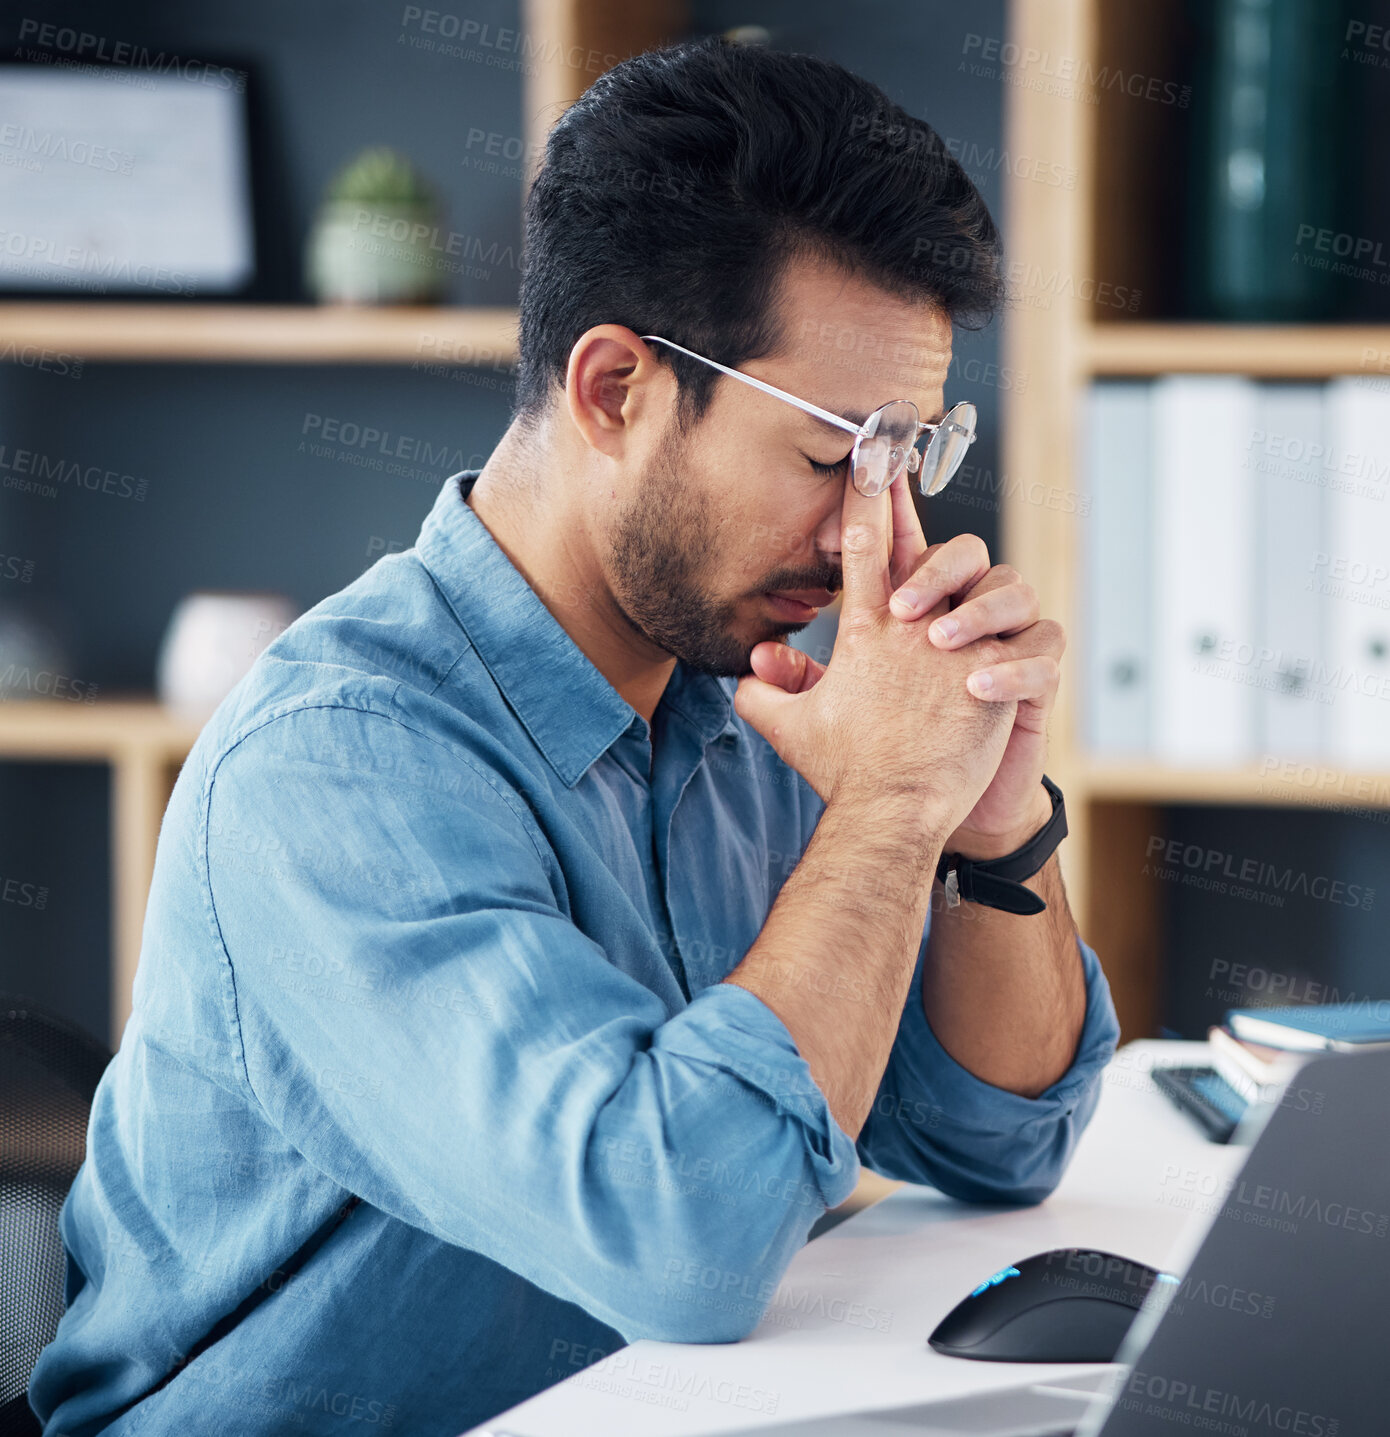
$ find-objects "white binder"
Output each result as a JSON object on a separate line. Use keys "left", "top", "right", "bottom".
{"left": 1151, "top": 375, "right": 1258, "bottom": 764}
{"left": 1082, "top": 382, "right": 1152, "bottom": 755}
{"left": 1324, "top": 378, "right": 1390, "bottom": 765}
{"left": 1255, "top": 384, "right": 1327, "bottom": 760}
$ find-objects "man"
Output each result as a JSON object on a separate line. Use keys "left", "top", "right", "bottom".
{"left": 31, "top": 36, "right": 1118, "bottom": 1437}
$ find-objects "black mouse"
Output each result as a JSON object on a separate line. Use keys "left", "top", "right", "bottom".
{"left": 928, "top": 1248, "right": 1176, "bottom": 1363}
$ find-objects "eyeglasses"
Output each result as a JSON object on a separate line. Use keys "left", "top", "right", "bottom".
{"left": 640, "top": 334, "right": 977, "bottom": 498}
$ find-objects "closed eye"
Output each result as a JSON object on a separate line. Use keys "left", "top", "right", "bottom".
{"left": 807, "top": 453, "right": 850, "bottom": 478}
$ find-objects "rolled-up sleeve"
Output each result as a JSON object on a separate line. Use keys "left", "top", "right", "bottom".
{"left": 202, "top": 703, "right": 859, "bottom": 1347}
{"left": 854, "top": 923, "right": 1120, "bottom": 1205}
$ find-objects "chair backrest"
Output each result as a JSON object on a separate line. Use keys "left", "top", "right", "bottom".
{"left": 0, "top": 997, "right": 111, "bottom": 1437}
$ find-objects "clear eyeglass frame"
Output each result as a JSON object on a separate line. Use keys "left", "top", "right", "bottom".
{"left": 640, "top": 333, "right": 977, "bottom": 498}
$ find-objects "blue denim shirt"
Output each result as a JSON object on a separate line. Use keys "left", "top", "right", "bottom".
{"left": 30, "top": 472, "right": 1119, "bottom": 1436}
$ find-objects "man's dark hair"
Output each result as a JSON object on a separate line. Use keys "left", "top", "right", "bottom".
{"left": 514, "top": 36, "right": 1005, "bottom": 429}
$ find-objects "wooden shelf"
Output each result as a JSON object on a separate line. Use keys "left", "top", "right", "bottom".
{"left": 0, "top": 303, "right": 519, "bottom": 365}
{"left": 1084, "top": 323, "right": 1390, "bottom": 379}
{"left": 0, "top": 697, "right": 202, "bottom": 761}
{"left": 1080, "top": 762, "right": 1390, "bottom": 810}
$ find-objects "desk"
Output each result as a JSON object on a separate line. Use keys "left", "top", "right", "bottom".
{"left": 462, "top": 1041, "right": 1247, "bottom": 1437}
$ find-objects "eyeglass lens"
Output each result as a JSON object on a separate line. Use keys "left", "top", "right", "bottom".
{"left": 919, "top": 401, "right": 977, "bottom": 497}
{"left": 852, "top": 401, "right": 919, "bottom": 496}
{"left": 852, "top": 400, "right": 977, "bottom": 497}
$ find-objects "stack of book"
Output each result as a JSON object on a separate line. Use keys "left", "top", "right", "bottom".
{"left": 1207, "top": 1002, "right": 1390, "bottom": 1108}
{"left": 1082, "top": 376, "right": 1390, "bottom": 765}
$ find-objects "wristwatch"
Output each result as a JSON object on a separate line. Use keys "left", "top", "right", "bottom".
{"left": 935, "top": 775, "right": 1067, "bottom": 916}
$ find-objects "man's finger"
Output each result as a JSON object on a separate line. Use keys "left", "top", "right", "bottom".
{"left": 887, "top": 469, "right": 929, "bottom": 593}
{"left": 749, "top": 640, "right": 827, "bottom": 694}
{"left": 929, "top": 578, "right": 1039, "bottom": 648}
{"left": 953, "top": 562, "right": 1020, "bottom": 603}
{"left": 732, "top": 670, "right": 801, "bottom": 737}
{"left": 837, "top": 471, "right": 893, "bottom": 619}
{"left": 888, "top": 533, "right": 991, "bottom": 619}
{"left": 965, "top": 654, "right": 1062, "bottom": 705}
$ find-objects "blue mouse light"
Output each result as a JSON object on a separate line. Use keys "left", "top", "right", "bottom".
{"left": 968, "top": 1266, "right": 1022, "bottom": 1299}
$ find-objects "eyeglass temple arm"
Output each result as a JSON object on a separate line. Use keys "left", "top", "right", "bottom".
{"left": 639, "top": 334, "right": 866, "bottom": 439}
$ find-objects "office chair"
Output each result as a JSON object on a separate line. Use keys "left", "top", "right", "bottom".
{"left": 0, "top": 997, "right": 111, "bottom": 1437}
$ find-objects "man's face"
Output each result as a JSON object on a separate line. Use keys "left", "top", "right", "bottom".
{"left": 603, "top": 253, "right": 953, "bottom": 677}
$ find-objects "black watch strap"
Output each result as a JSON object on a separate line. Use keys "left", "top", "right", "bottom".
{"left": 935, "top": 776, "right": 1067, "bottom": 916}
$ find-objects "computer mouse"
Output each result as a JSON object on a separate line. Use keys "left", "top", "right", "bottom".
{"left": 928, "top": 1248, "right": 1176, "bottom": 1363}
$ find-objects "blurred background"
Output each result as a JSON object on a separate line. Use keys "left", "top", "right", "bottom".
{"left": 2, "top": 0, "right": 1390, "bottom": 1051}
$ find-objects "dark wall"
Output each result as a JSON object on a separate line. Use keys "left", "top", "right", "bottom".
{"left": 1161, "top": 805, "right": 1390, "bottom": 1040}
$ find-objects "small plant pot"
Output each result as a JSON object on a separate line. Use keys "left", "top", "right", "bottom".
{"left": 306, "top": 200, "right": 447, "bottom": 305}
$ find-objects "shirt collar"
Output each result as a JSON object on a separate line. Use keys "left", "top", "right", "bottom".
{"left": 416, "top": 472, "right": 738, "bottom": 787}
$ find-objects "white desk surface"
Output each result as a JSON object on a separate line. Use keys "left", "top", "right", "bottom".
{"left": 464, "top": 1040, "right": 1245, "bottom": 1437}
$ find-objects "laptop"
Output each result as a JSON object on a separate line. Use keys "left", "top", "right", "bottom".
{"left": 703, "top": 1046, "right": 1390, "bottom": 1436}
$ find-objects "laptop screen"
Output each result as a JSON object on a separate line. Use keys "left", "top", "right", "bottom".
{"left": 1087, "top": 1047, "right": 1390, "bottom": 1437}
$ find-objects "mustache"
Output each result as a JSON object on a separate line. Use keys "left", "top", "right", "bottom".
{"left": 759, "top": 571, "right": 842, "bottom": 593}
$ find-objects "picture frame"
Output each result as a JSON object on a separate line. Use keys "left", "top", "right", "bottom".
{"left": 0, "top": 55, "right": 281, "bottom": 300}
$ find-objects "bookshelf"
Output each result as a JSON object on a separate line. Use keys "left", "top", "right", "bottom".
{"left": 1001, "top": 0, "right": 1390, "bottom": 1040}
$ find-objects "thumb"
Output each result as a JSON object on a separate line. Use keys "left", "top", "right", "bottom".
{"left": 837, "top": 471, "right": 892, "bottom": 620}
{"left": 733, "top": 669, "right": 804, "bottom": 750}
{"left": 749, "top": 640, "right": 826, "bottom": 694}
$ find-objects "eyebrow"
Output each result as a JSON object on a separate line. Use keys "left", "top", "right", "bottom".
{"left": 803, "top": 407, "right": 869, "bottom": 434}
{"left": 801, "top": 402, "right": 949, "bottom": 437}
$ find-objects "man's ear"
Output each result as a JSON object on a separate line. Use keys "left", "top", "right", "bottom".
{"left": 564, "top": 326, "right": 670, "bottom": 459}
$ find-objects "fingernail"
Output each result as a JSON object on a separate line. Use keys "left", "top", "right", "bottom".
{"left": 931, "top": 617, "right": 958, "bottom": 644}
{"left": 890, "top": 588, "right": 920, "bottom": 615}
{"left": 970, "top": 671, "right": 993, "bottom": 694}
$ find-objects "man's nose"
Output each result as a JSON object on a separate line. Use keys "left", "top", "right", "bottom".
{"left": 814, "top": 519, "right": 845, "bottom": 569}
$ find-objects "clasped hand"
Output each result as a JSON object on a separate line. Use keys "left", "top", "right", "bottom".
{"left": 733, "top": 468, "right": 1064, "bottom": 860}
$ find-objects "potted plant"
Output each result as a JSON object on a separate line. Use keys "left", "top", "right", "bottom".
{"left": 306, "top": 146, "right": 446, "bottom": 304}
